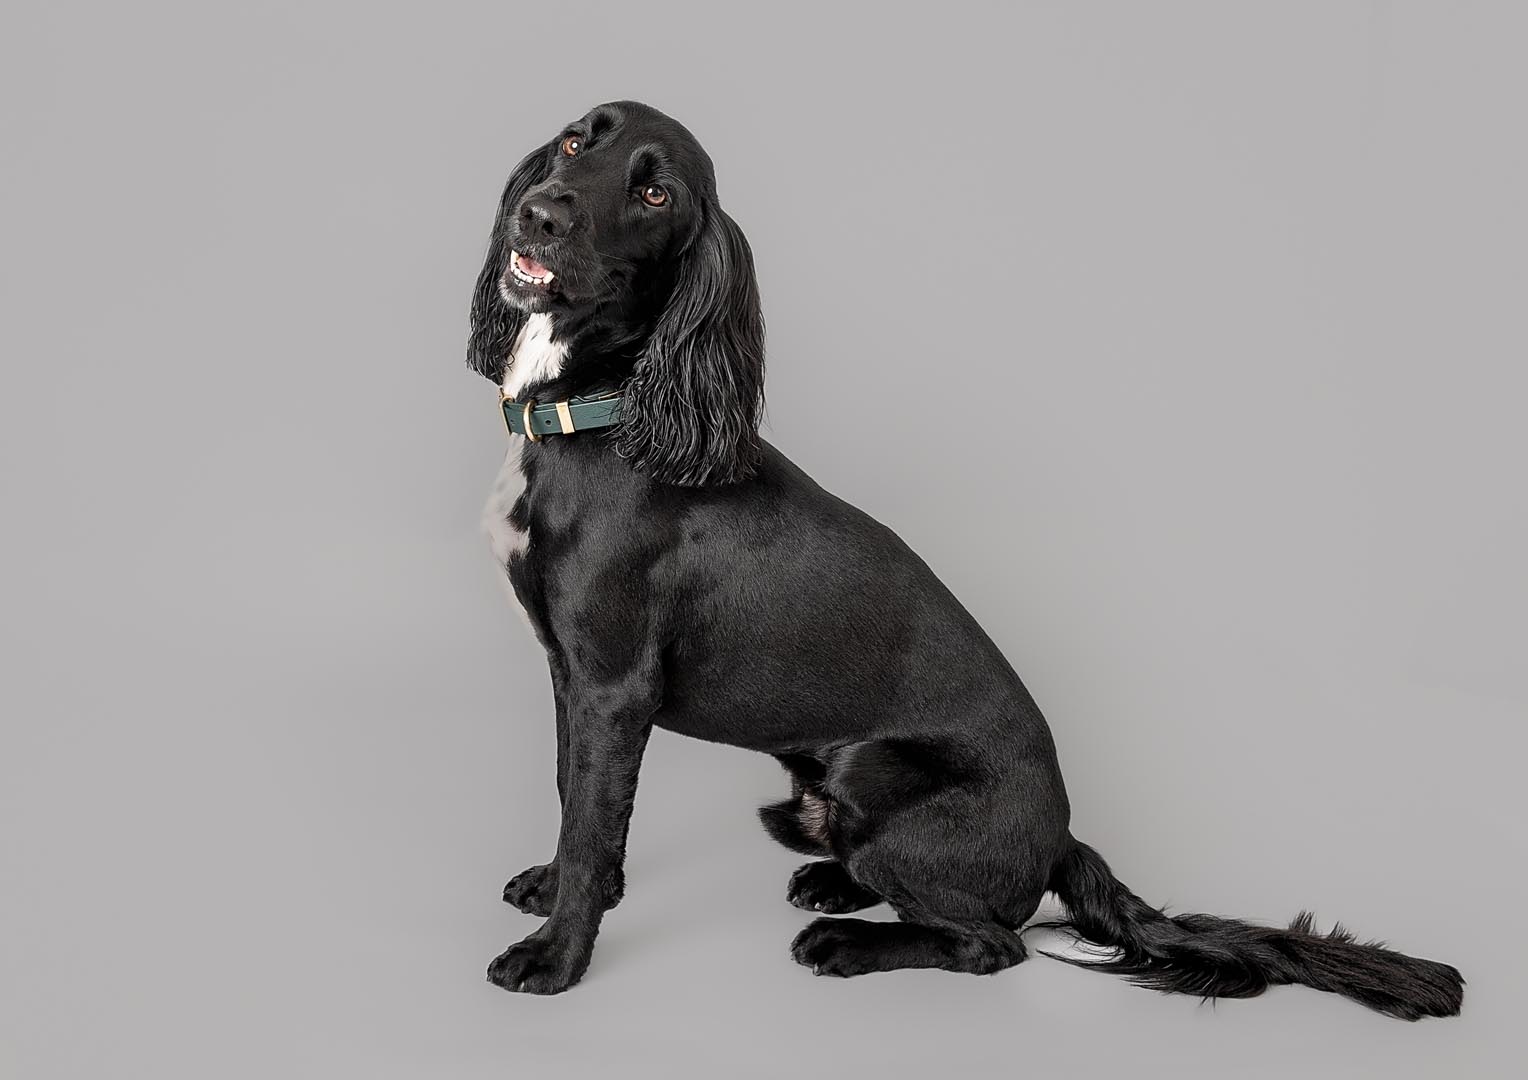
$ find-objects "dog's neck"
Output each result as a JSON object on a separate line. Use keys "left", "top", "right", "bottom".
{"left": 500, "top": 308, "right": 653, "bottom": 404}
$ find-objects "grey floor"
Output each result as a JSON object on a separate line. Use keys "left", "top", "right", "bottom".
{"left": 5, "top": 571, "right": 1517, "bottom": 1078}
{"left": 5, "top": 3, "right": 1524, "bottom": 1077}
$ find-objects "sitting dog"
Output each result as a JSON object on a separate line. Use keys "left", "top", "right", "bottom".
{"left": 466, "top": 100, "right": 1463, "bottom": 1019}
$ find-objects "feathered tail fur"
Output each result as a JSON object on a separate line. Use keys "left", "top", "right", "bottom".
{"left": 1045, "top": 839, "right": 1464, "bottom": 1020}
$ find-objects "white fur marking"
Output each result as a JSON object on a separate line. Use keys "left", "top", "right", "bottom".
{"left": 482, "top": 314, "right": 568, "bottom": 630}
{"left": 501, "top": 313, "right": 566, "bottom": 400}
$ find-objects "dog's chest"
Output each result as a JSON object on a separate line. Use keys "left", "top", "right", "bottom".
{"left": 482, "top": 314, "right": 567, "bottom": 617}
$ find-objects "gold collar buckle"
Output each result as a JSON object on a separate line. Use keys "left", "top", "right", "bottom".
{"left": 499, "top": 390, "right": 542, "bottom": 441}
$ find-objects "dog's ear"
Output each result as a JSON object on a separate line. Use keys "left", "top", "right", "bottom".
{"left": 615, "top": 206, "right": 765, "bottom": 486}
{"left": 466, "top": 141, "right": 555, "bottom": 383}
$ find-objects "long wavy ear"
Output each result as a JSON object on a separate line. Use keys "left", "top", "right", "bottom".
{"left": 466, "top": 141, "right": 554, "bottom": 382}
{"left": 614, "top": 206, "right": 765, "bottom": 486}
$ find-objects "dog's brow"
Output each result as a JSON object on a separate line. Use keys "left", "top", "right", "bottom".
{"left": 586, "top": 107, "right": 622, "bottom": 141}
{"left": 626, "top": 144, "right": 672, "bottom": 185}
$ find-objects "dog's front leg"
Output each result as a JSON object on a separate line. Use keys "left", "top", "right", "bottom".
{"left": 501, "top": 668, "right": 580, "bottom": 916}
{"left": 487, "top": 688, "right": 654, "bottom": 995}
{"left": 500, "top": 664, "right": 635, "bottom": 916}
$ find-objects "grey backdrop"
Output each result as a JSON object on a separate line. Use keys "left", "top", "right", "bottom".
{"left": 3, "top": 2, "right": 1524, "bottom": 1077}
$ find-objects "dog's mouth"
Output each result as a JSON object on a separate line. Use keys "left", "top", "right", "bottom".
{"left": 508, "top": 250, "right": 556, "bottom": 290}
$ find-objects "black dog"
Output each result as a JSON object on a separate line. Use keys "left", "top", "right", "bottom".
{"left": 466, "top": 100, "right": 1463, "bottom": 1019}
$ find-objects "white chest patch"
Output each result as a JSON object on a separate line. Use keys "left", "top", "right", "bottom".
{"left": 482, "top": 314, "right": 567, "bottom": 619}
{"left": 499, "top": 313, "right": 566, "bottom": 401}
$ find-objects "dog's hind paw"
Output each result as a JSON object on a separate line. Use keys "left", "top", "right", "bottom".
{"left": 791, "top": 917, "right": 886, "bottom": 977}
{"left": 786, "top": 861, "right": 882, "bottom": 914}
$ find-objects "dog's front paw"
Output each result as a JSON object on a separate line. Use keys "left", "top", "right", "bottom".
{"left": 503, "top": 863, "right": 559, "bottom": 916}
{"left": 486, "top": 932, "right": 591, "bottom": 995}
{"left": 502, "top": 863, "right": 623, "bottom": 916}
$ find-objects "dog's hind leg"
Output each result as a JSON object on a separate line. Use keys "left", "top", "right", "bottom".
{"left": 762, "top": 754, "right": 884, "bottom": 911}
{"left": 788, "top": 840, "right": 1037, "bottom": 978}
{"left": 791, "top": 914, "right": 1026, "bottom": 977}
{"left": 786, "top": 735, "right": 1064, "bottom": 979}
{"left": 790, "top": 824, "right": 1036, "bottom": 977}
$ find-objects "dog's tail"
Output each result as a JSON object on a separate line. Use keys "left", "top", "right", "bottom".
{"left": 1043, "top": 838, "right": 1463, "bottom": 1020}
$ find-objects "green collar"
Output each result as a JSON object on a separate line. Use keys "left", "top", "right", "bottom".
{"left": 499, "top": 390, "right": 623, "bottom": 439}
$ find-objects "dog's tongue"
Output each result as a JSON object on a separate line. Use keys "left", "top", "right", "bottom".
{"left": 516, "top": 252, "right": 550, "bottom": 278}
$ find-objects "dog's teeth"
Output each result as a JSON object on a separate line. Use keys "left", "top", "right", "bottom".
{"left": 507, "top": 256, "right": 553, "bottom": 288}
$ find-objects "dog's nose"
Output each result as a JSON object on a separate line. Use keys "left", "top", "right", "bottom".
{"left": 519, "top": 194, "right": 574, "bottom": 242}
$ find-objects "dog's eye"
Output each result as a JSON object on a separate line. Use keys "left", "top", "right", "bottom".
{"left": 640, "top": 184, "right": 668, "bottom": 207}
{"left": 560, "top": 135, "right": 582, "bottom": 157}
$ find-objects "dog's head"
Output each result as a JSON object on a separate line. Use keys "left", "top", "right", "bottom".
{"left": 468, "top": 100, "right": 764, "bottom": 487}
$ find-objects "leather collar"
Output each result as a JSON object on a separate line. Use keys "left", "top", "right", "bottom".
{"left": 500, "top": 390, "right": 622, "bottom": 440}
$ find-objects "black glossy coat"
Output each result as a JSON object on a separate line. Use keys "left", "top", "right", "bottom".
{"left": 467, "top": 101, "right": 1463, "bottom": 1020}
